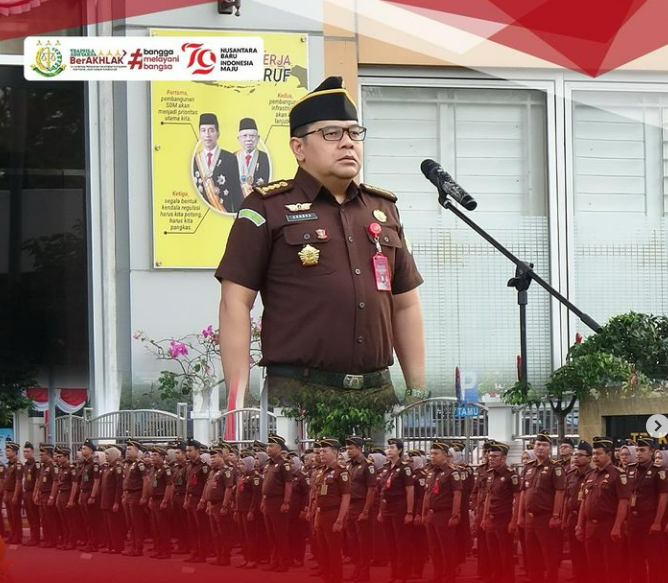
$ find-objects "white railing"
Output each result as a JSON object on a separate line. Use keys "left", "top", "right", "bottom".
{"left": 512, "top": 399, "right": 579, "bottom": 443}
{"left": 213, "top": 408, "right": 277, "bottom": 446}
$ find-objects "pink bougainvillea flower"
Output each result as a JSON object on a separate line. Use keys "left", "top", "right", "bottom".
{"left": 168, "top": 340, "right": 189, "bottom": 358}
{"left": 202, "top": 325, "right": 214, "bottom": 338}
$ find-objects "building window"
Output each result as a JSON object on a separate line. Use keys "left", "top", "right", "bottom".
{"left": 362, "top": 84, "right": 550, "bottom": 396}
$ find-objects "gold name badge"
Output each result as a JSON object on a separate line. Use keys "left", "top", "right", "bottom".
{"left": 299, "top": 244, "right": 320, "bottom": 266}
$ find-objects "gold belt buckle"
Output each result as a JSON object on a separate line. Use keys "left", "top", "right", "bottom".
{"left": 343, "top": 374, "right": 364, "bottom": 390}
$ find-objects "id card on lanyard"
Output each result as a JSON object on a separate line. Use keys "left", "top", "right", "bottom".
{"left": 368, "top": 223, "right": 392, "bottom": 292}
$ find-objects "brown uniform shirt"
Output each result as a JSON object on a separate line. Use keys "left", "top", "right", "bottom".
{"left": 205, "top": 465, "right": 233, "bottom": 503}
{"left": 150, "top": 461, "right": 173, "bottom": 499}
{"left": 582, "top": 463, "right": 630, "bottom": 521}
{"left": 79, "top": 456, "right": 100, "bottom": 491}
{"left": 262, "top": 456, "right": 292, "bottom": 500}
{"left": 57, "top": 461, "right": 74, "bottom": 493}
{"left": 472, "top": 462, "right": 489, "bottom": 513}
{"left": 100, "top": 461, "right": 123, "bottom": 509}
{"left": 4, "top": 458, "right": 22, "bottom": 492}
{"left": 185, "top": 458, "right": 209, "bottom": 499}
{"left": 380, "top": 461, "right": 413, "bottom": 515}
{"left": 485, "top": 465, "right": 520, "bottom": 516}
{"left": 459, "top": 464, "right": 475, "bottom": 510}
{"left": 522, "top": 458, "right": 566, "bottom": 516}
{"left": 347, "top": 454, "right": 376, "bottom": 502}
{"left": 38, "top": 461, "right": 56, "bottom": 494}
{"left": 236, "top": 471, "right": 262, "bottom": 513}
{"left": 123, "top": 459, "right": 148, "bottom": 492}
{"left": 563, "top": 466, "right": 592, "bottom": 528}
{"left": 290, "top": 471, "right": 310, "bottom": 517}
{"left": 627, "top": 460, "right": 668, "bottom": 517}
{"left": 425, "top": 464, "right": 462, "bottom": 513}
{"left": 412, "top": 468, "right": 427, "bottom": 515}
{"left": 215, "top": 168, "right": 423, "bottom": 374}
{"left": 172, "top": 460, "right": 188, "bottom": 495}
{"left": 315, "top": 464, "right": 350, "bottom": 510}
{"left": 22, "top": 459, "right": 39, "bottom": 493}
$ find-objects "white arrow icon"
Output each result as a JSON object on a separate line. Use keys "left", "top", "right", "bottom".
{"left": 646, "top": 414, "right": 668, "bottom": 438}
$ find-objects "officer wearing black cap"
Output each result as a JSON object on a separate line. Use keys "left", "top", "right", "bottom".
{"left": 22, "top": 441, "right": 41, "bottom": 546}
{"left": 183, "top": 438, "right": 210, "bottom": 563}
{"left": 3, "top": 440, "right": 22, "bottom": 544}
{"left": 217, "top": 75, "right": 426, "bottom": 417}
{"left": 78, "top": 438, "right": 101, "bottom": 552}
{"left": 558, "top": 437, "right": 575, "bottom": 469}
{"left": 122, "top": 439, "right": 149, "bottom": 556}
{"left": 192, "top": 112, "right": 243, "bottom": 214}
{"left": 473, "top": 439, "right": 492, "bottom": 581}
{"left": 169, "top": 440, "right": 190, "bottom": 553}
{"left": 35, "top": 443, "right": 58, "bottom": 548}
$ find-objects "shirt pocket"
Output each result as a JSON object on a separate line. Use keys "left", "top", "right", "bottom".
{"left": 365, "top": 226, "right": 403, "bottom": 274}
{"left": 281, "top": 223, "right": 335, "bottom": 276}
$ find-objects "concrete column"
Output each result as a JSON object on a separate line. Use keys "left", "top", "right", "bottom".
{"left": 483, "top": 396, "right": 523, "bottom": 463}
{"left": 191, "top": 385, "right": 220, "bottom": 444}
{"left": 274, "top": 408, "right": 299, "bottom": 450}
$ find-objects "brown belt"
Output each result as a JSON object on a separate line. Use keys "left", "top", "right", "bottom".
{"left": 267, "top": 365, "right": 391, "bottom": 390}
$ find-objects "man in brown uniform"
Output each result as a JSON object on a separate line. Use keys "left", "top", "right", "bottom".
{"left": 344, "top": 436, "right": 375, "bottom": 582}
{"left": 473, "top": 440, "right": 492, "bottom": 581}
{"left": 148, "top": 445, "right": 173, "bottom": 559}
{"left": 3, "top": 441, "right": 22, "bottom": 544}
{"left": 54, "top": 446, "right": 76, "bottom": 550}
{"left": 184, "top": 438, "right": 210, "bottom": 563}
{"left": 205, "top": 445, "right": 234, "bottom": 566}
{"left": 423, "top": 441, "right": 461, "bottom": 583}
{"left": 481, "top": 442, "right": 520, "bottom": 583}
{"left": 77, "top": 438, "right": 101, "bottom": 552}
{"left": 314, "top": 438, "right": 350, "bottom": 583}
{"left": 122, "top": 439, "right": 149, "bottom": 556}
{"left": 626, "top": 436, "right": 667, "bottom": 583}
{"left": 518, "top": 432, "right": 565, "bottom": 583}
{"left": 576, "top": 436, "right": 630, "bottom": 583}
{"left": 34, "top": 444, "right": 59, "bottom": 547}
{"left": 216, "top": 76, "right": 426, "bottom": 417}
{"left": 558, "top": 438, "right": 575, "bottom": 469}
{"left": 99, "top": 445, "right": 124, "bottom": 554}
{"left": 21, "top": 442, "right": 40, "bottom": 546}
{"left": 169, "top": 440, "right": 189, "bottom": 553}
{"left": 261, "top": 433, "right": 292, "bottom": 572}
{"left": 236, "top": 449, "right": 262, "bottom": 569}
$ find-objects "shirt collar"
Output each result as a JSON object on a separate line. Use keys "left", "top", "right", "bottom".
{"left": 293, "top": 167, "right": 359, "bottom": 203}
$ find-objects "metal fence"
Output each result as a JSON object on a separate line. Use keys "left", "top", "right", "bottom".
{"left": 512, "top": 400, "right": 579, "bottom": 448}
{"left": 212, "top": 408, "right": 277, "bottom": 447}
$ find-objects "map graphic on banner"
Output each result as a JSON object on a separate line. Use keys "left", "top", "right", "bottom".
{"left": 150, "top": 29, "right": 309, "bottom": 268}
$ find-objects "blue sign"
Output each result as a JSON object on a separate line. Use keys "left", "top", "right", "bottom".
{"left": 455, "top": 404, "right": 480, "bottom": 418}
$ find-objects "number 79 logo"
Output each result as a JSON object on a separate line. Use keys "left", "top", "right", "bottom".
{"left": 181, "top": 43, "right": 216, "bottom": 75}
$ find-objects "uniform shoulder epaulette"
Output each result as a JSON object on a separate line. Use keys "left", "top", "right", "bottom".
{"left": 359, "top": 183, "right": 397, "bottom": 202}
{"left": 254, "top": 179, "right": 294, "bottom": 197}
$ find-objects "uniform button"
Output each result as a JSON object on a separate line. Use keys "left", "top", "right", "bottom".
{"left": 348, "top": 236, "right": 354, "bottom": 243}
{"left": 354, "top": 268, "right": 361, "bottom": 275}
{"left": 383, "top": 236, "right": 390, "bottom": 243}
{"left": 357, "top": 336, "right": 364, "bottom": 343}
{"left": 358, "top": 302, "right": 365, "bottom": 309}
{"left": 303, "top": 234, "right": 311, "bottom": 240}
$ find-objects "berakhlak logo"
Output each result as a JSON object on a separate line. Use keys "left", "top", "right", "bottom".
{"left": 181, "top": 42, "right": 216, "bottom": 75}
{"left": 31, "top": 39, "right": 66, "bottom": 78}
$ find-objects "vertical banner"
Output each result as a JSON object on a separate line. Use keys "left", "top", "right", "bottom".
{"left": 150, "top": 29, "right": 309, "bottom": 268}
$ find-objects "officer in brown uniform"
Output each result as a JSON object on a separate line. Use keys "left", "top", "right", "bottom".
{"left": 576, "top": 437, "right": 630, "bottom": 583}
{"left": 0, "top": 458, "right": 6, "bottom": 538}
{"left": 314, "top": 438, "right": 350, "bottom": 583}
{"left": 379, "top": 438, "right": 414, "bottom": 583}
{"left": 216, "top": 76, "right": 426, "bottom": 419}
{"left": 481, "top": 442, "right": 520, "bottom": 583}
{"left": 77, "top": 438, "right": 101, "bottom": 552}
{"left": 472, "top": 440, "right": 492, "bottom": 581}
{"left": 205, "top": 444, "right": 234, "bottom": 566}
{"left": 34, "top": 444, "right": 59, "bottom": 547}
{"left": 183, "top": 438, "right": 210, "bottom": 563}
{"left": 518, "top": 432, "right": 565, "bottom": 583}
{"left": 287, "top": 451, "right": 309, "bottom": 567}
{"left": 560, "top": 440, "right": 593, "bottom": 583}
{"left": 169, "top": 440, "right": 189, "bottom": 553}
{"left": 3, "top": 441, "right": 22, "bottom": 544}
{"left": 422, "top": 441, "right": 461, "bottom": 583}
{"left": 236, "top": 449, "right": 262, "bottom": 569}
{"left": 148, "top": 445, "right": 173, "bottom": 559}
{"left": 451, "top": 441, "right": 474, "bottom": 568}
{"left": 406, "top": 449, "right": 428, "bottom": 580}
{"left": 99, "top": 445, "right": 124, "bottom": 554}
{"left": 261, "top": 433, "right": 292, "bottom": 572}
{"left": 53, "top": 446, "right": 76, "bottom": 550}
{"left": 626, "top": 436, "right": 667, "bottom": 583}
{"left": 122, "top": 439, "right": 149, "bottom": 556}
{"left": 558, "top": 438, "right": 575, "bottom": 469}
{"left": 21, "top": 442, "right": 40, "bottom": 546}
{"left": 344, "top": 436, "right": 375, "bottom": 582}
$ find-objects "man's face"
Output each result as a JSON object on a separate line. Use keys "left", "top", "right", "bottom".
{"left": 291, "top": 120, "right": 363, "bottom": 182}
{"left": 322, "top": 446, "right": 337, "bottom": 466}
{"left": 534, "top": 441, "right": 551, "bottom": 459}
{"left": 238, "top": 129, "right": 259, "bottom": 153}
{"left": 211, "top": 452, "right": 224, "bottom": 468}
{"left": 573, "top": 449, "right": 591, "bottom": 468}
{"left": 175, "top": 449, "right": 186, "bottom": 462}
{"left": 267, "top": 443, "right": 281, "bottom": 458}
{"left": 39, "top": 450, "right": 50, "bottom": 463}
{"left": 592, "top": 447, "right": 611, "bottom": 468}
{"left": 559, "top": 444, "right": 574, "bottom": 459}
{"left": 346, "top": 444, "right": 362, "bottom": 459}
{"left": 82, "top": 445, "right": 93, "bottom": 459}
{"left": 430, "top": 448, "right": 446, "bottom": 466}
{"left": 127, "top": 445, "right": 138, "bottom": 460}
{"left": 151, "top": 452, "right": 162, "bottom": 466}
{"left": 199, "top": 124, "right": 219, "bottom": 149}
{"left": 186, "top": 446, "right": 200, "bottom": 461}
{"left": 5, "top": 447, "right": 16, "bottom": 460}
{"left": 488, "top": 451, "right": 506, "bottom": 470}
{"left": 635, "top": 445, "right": 652, "bottom": 464}
{"left": 24, "top": 448, "right": 34, "bottom": 461}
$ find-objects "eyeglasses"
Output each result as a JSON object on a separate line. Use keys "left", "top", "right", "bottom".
{"left": 298, "top": 125, "right": 367, "bottom": 141}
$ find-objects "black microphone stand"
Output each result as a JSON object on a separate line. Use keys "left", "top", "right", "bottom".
{"left": 436, "top": 189, "right": 602, "bottom": 388}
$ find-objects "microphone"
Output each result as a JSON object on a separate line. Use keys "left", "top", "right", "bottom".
{"left": 420, "top": 159, "right": 477, "bottom": 211}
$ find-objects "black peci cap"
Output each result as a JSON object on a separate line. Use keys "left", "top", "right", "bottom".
{"left": 593, "top": 437, "right": 614, "bottom": 452}
{"left": 199, "top": 113, "right": 219, "bottom": 130}
{"left": 576, "top": 441, "right": 592, "bottom": 455}
{"left": 239, "top": 117, "right": 258, "bottom": 132}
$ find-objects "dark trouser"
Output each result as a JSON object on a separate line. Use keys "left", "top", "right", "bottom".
{"left": 23, "top": 489, "right": 40, "bottom": 543}
{"left": 425, "top": 510, "right": 456, "bottom": 583}
{"left": 381, "top": 505, "right": 411, "bottom": 581}
{"left": 102, "top": 507, "right": 126, "bottom": 552}
{"left": 408, "top": 522, "right": 428, "bottom": 578}
{"left": 208, "top": 502, "right": 232, "bottom": 564}
{"left": 239, "top": 509, "right": 259, "bottom": 563}
{"left": 39, "top": 496, "right": 59, "bottom": 545}
{"left": 264, "top": 498, "right": 290, "bottom": 569}
{"left": 346, "top": 501, "right": 372, "bottom": 578}
{"left": 125, "top": 490, "right": 145, "bottom": 554}
{"left": 524, "top": 513, "right": 560, "bottom": 583}
{"left": 476, "top": 515, "right": 491, "bottom": 580}
{"left": 56, "top": 492, "right": 76, "bottom": 548}
{"left": 289, "top": 511, "right": 308, "bottom": 563}
{"left": 172, "top": 491, "right": 189, "bottom": 550}
{"left": 79, "top": 490, "right": 100, "bottom": 549}
{"left": 585, "top": 518, "right": 624, "bottom": 583}
{"left": 371, "top": 499, "right": 388, "bottom": 565}
{"left": 4, "top": 490, "right": 22, "bottom": 543}
{"left": 186, "top": 494, "right": 209, "bottom": 559}
{"left": 485, "top": 513, "right": 515, "bottom": 583}
{"left": 316, "top": 508, "right": 344, "bottom": 583}
{"left": 628, "top": 513, "right": 664, "bottom": 583}
{"left": 456, "top": 506, "right": 472, "bottom": 564}
{"left": 150, "top": 497, "right": 172, "bottom": 556}
{"left": 566, "top": 523, "right": 589, "bottom": 583}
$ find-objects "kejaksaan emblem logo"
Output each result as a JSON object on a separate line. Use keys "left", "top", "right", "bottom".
{"left": 32, "top": 41, "right": 66, "bottom": 77}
